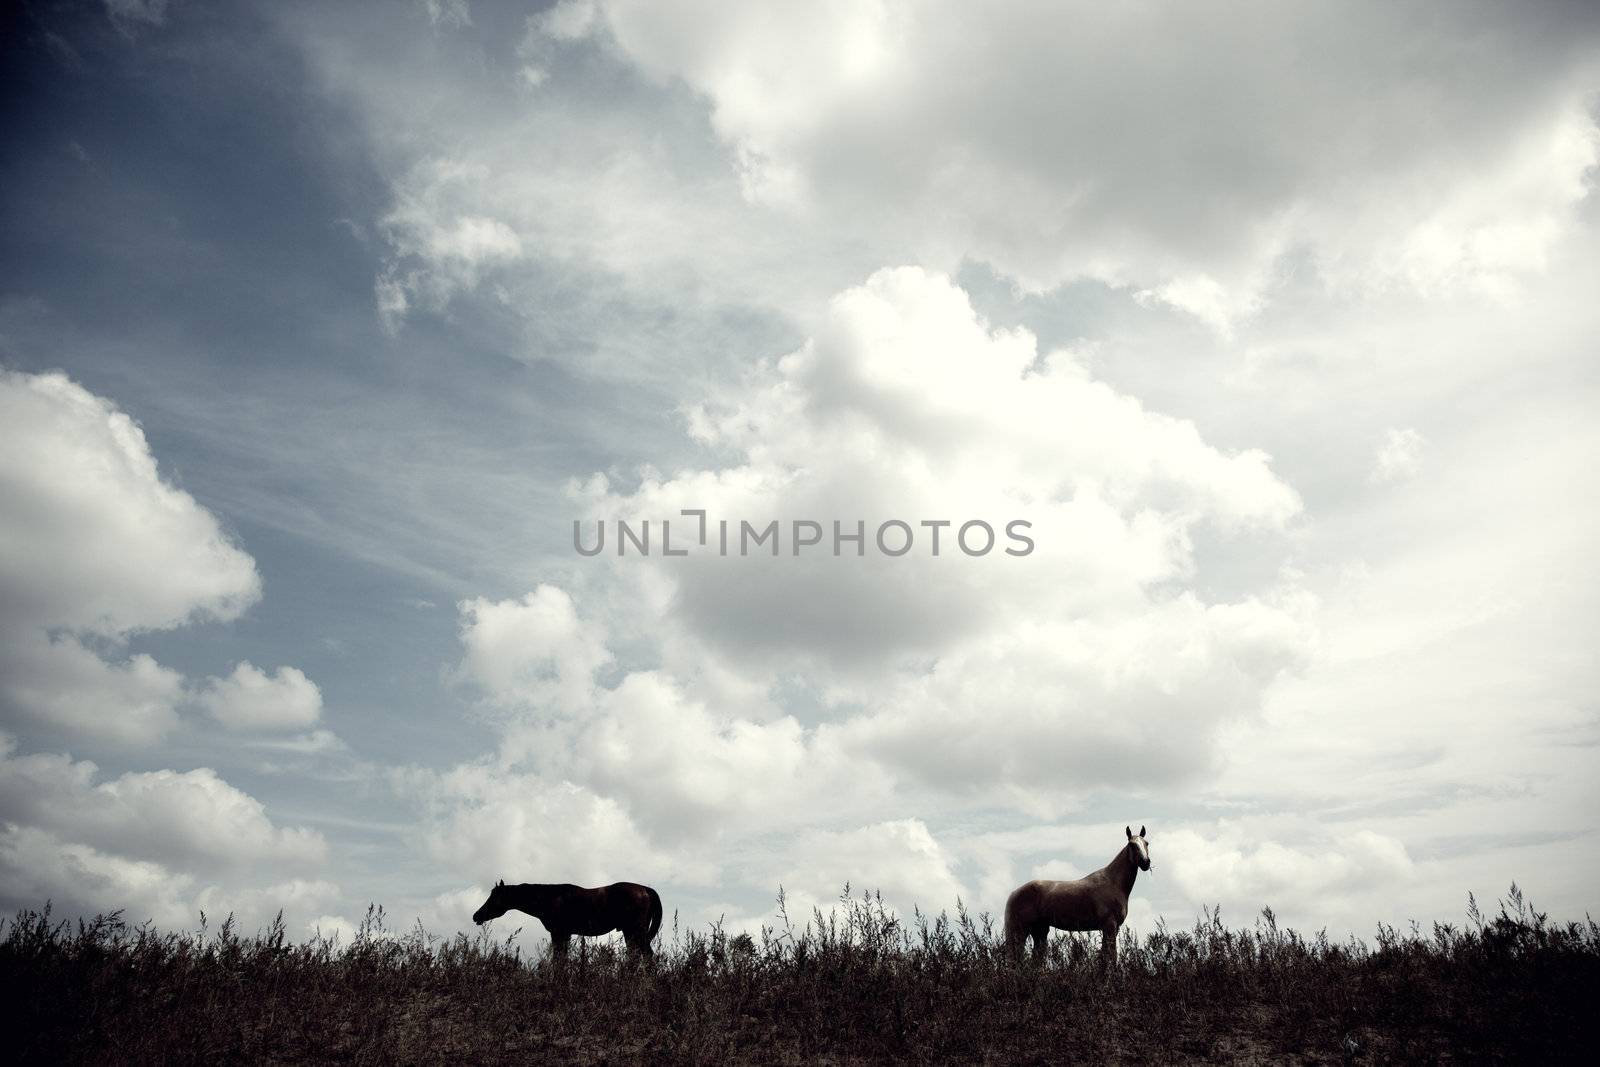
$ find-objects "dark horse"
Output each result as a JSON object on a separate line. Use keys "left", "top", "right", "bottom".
{"left": 472, "top": 880, "right": 663, "bottom": 958}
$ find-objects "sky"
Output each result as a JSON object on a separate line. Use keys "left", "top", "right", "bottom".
{"left": 1, "top": 0, "right": 1597, "bottom": 948}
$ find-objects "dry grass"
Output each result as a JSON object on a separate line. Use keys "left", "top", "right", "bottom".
{"left": 6, "top": 884, "right": 1596, "bottom": 1064}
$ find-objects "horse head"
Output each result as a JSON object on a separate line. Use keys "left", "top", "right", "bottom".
{"left": 1125, "top": 825, "right": 1152, "bottom": 872}
{"left": 472, "top": 879, "right": 510, "bottom": 925}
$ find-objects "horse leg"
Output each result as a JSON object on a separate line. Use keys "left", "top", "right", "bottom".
{"left": 550, "top": 932, "right": 571, "bottom": 961}
{"left": 1100, "top": 921, "right": 1119, "bottom": 968}
{"left": 1029, "top": 923, "right": 1049, "bottom": 964}
{"left": 625, "top": 930, "right": 654, "bottom": 960}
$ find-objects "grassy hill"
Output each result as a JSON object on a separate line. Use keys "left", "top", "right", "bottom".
{"left": 6, "top": 885, "right": 1596, "bottom": 1064}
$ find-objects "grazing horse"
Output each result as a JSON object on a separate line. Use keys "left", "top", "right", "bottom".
{"left": 472, "top": 880, "right": 663, "bottom": 958}
{"left": 1004, "top": 825, "right": 1151, "bottom": 965}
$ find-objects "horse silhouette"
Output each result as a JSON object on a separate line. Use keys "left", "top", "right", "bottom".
{"left": 1004, "top": 825, "right": 1151, "bottom": 965}
{"left": 472, "top": 880, "right": 663, "bottom": 958}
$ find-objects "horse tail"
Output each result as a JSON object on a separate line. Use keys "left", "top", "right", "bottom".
{"left": 1002, "top": 884, "right": 1029, "bottom": 960}
{"left": 645, "top": 886, "right": 663, "bottom": 944}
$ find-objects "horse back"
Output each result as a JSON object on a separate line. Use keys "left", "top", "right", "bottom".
{"left": 548, "top": 882, "right": 658, "bottom": 937}
{"left": 1034, "top": 876, "right": 1123, "bottom": 932}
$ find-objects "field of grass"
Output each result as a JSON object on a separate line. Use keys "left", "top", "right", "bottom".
{"left": 6, "top": 884, "right": 1597, "bottom": 1064}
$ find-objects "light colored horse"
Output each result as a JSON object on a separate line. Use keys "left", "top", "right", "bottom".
{"left": 1004, "top": 825, "right": 1151, "bottom": 965}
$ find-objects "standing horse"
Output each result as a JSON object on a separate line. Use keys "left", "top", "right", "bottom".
{"left": 1004, "top": 825, "right": 1151, "bottom": 965}
{"left": 472, "top": 880, "right": 663, "bottom": 958}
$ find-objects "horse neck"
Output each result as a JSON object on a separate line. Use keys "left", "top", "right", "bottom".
{"left": 509, "top": 883, "right": 549, "bottom": 916}
{"left": 1104, "top": 845, "right": 1138, "bottom": 897}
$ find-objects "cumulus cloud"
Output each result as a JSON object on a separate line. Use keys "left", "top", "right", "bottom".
{"left": 573, "top": 671, "right": 833, "bottom": 841}
{"left": 591, "top": 0, "right": 1600, "bottom": 325}
{"left": 562, "top": 268, "right": 1314, "bottom": 792}
{"left": 777, "top": 819, "right": 968, "bottom": 922}
{"left": 0, "top": 737, "right": 330, "bottom": 928}
{"left": 1, "top": 635, "right": 185, "bottom": 745}
{"left": 837, "top": 590, "right": 1316, "bottom": 793}
{"left": 312, "top": 885, "right": 498, "bottom": 943}
{"left": 402, "top": 761, "right": 699, "bottom": 889}
{"left": 0, "top": 371, "right": 260, "bottom": 744}
{"left": 1164, "top": 824, "right": 1414, "bottom": 918}
{"left": 0, "top": 742, "right": 326, "bottom": 874}
{"left": 159, "top": 0, "right": 1600, "bottom": 934}
{"left": 455, "top": 585, "right": 610, "bottom": 713}
{"left": 336, "top": 0, "right": 1598, "bottom": 343}
{"left": 191, "top": 879, "right": 342, "bottom": 931}
{"left": 0, "top": 371, "right": 259, "bottom": 637}
{"left": 448, "top": 591, "right": 871, "bottom": 846}
{"left": 583, "top": 268, "right": 1302, "bottom": 671}
{"left": 375, "top": 267, "right": 1325, "bottom": 929}
{"left": 198, "top": 662, "right": 323, "bottom": 732}
{"left": 0, "top": 825, "right": 196, "bottom": 929}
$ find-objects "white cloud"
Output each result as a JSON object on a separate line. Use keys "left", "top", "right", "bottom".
{"left": 837, "top": 589, "right": 1316, "bottom": 793}
{"left": 327, "top": 1, "right": 1600, "bottom": 339}
{"left": 0, "top": 741, "right": 327, "bottom": 875}
{"left": 1192, "top": 374, "right": 1600, "bottom": 924}
{"left": 348, "top": 266, "right": 1327, "bottom": 946}
{"left": 0, "top": 824, "right": 196, "bottom": 928}
{"left": 308, "top": 912, "right": 365, "bottom": 943}
{"left": 585, "top": 268, "right": 1302, "bottom": 672}
{"left": 1164, "top": 824, "right": 1414, "bottom": 916}
{"left": 375, "top": 160, "right": 525, "bottom": 331}
{"left": 0, "top": 738, "right": 331, "bottom": 929}
{"left": 564, "top": 268, "right": 1313, "bottom": 793}
{"left": 777, "top": 819, "right": 968, "bottom": 923}
{"left": 1372, "top": 428, "right": 1425, "bottom": 484}
{"left": 451, "top": 591, "right": 873, "bottom": 845}
{"left": 574, "top": 671, "right": 824, "bottom": 840}
{"left": 0, "top": 370, "right": 259, "bottom": 638}
{"left": 194, "top": 878, "right": 343, "bottom": 927}
{"left": 311, "top": 885, "right": 497, "bottom": 943}
{"left": 367, "top": 231, "right": 1591, "bottom": 933}
{"left": 455, "top": 585, "right": 611, "bottom": 713}
{"left": 592, "top": 0, "right": 1600, "bottom": 326}
{"left": 0, "top": 371, "right": 260, "bottom": 744}
{"left": 149, "top": 1, "right": 1600, "bottom": 937}
{"left": 198, "top": 662, "right": 323, "bottom": 732}
{"left": 1136, "top": 273, "right": 1266, "bottom": 340}
{"left": 304, "top": 0, "right": 1600, "bottom": 352}
{"left": 2, "top": 635, "right": 184, "bottom": 745}
{"left": 402, "top": 761, "right": 699, "bottom": 889}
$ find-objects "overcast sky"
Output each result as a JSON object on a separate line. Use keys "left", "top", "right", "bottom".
{"left": 2, "top": 0, "right": 1597, "bottom": 946}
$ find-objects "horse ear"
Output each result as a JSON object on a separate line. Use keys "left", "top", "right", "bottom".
{"left": 1139, "top": 825, "right": 1146, "bottom": 837}
{"left": 1125, "top": 825, "right": 1132, "bottom": 839}
{"left": 495, "top": 879, "right": 504, "bottom": 888}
